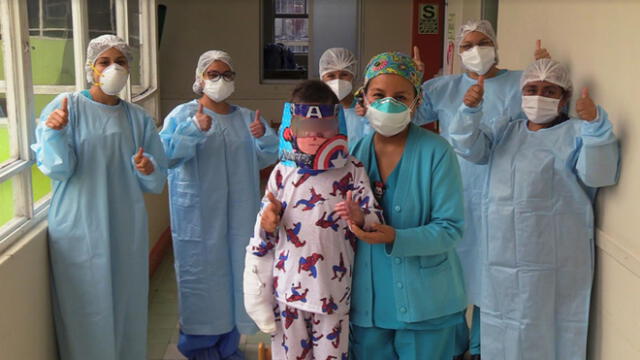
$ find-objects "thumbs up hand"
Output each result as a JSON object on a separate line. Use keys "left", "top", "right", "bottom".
{"left": 576, "top": 88, "right": 597, "bottom": 121}
{"left": 534, "top": 39, "right": 551, "bottom": 60}
{"left": 413, "top": 45, "right": 425, "bottom": 73}
{"left": 195, "top": 102, "right": 212, "bottom": 132}
{"left": 46, "top": 97, "right": 69, "bottom": 130}
{"left": 249, "top": 110, "right": 266, "bottom": 138}
{"left": 261, "top": 192, "right": 282, "bottom": 233}
{"left": 463, "top": 75, "right": 484, "bottom": 108}
{"left": 134, "top": 147, "right": 155, "bottom": 175}
{"left": 334, "top": 190, "right": 365, "bottom": 228}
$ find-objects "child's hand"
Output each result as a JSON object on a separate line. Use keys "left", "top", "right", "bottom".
{"left": 261, "top": 192, "right": 282, "bottom": 233}
{"left": 335, "top": 190, "right": 365, "bottom": 228}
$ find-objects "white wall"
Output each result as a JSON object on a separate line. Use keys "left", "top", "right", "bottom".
{"left": 495, "top": 1, "right": 640, "bottom": 358}
{"left": 158, "top": 0, "right": 289, "bottom": 123}
{"left": 0, "top": 222, "right": 57, "bottom": 359}
{"left": 158, "top": 0, "right": 414, "bottom": 123}
{"left": 359, "top": 0, "right": 412, "bottom": 72}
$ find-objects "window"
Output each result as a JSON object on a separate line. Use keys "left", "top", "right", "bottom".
{"left": 27, "top": 0, "right": 74, "bottom": 207}
{"left": 0, "top": 0, "right": 158, "bottom": 251}
{"left": 0, "top": 16, "right": 14, "bottom": 228}
{"left": 262, "top": 0, "right": 360, "bottom": 82}
{"left": 262, "top": 0, "right": 309, "bottom": 80}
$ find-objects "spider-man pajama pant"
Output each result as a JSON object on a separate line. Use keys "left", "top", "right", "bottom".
{"left": 270, "top": 302, "right": 349, "bottom": 360}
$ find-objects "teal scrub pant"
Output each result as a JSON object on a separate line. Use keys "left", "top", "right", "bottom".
{"left": 453, "top": 305, "right": 481, "bottom": 356}
{"left": 350, "top": 324, "right": 456, "bottom": 360}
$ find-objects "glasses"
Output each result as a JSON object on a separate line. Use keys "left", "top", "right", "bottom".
{"left": 205, "top": 70, "right": 236, "bottom": 82}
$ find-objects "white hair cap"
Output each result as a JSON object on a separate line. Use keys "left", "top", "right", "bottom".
{"left": 456, "top": 19, "right": 499, "bottom": 63}
{"left": 192, "top": 50, "right": 234, "bottom": 95}
{"left": 85, "top": 34, "right": 132, "bottom": 83}
{"left": 319, "top": 48, "right": 357, "bottom": 78}
{"left": 520, "top": 58, "right": 573, "bottom": 96}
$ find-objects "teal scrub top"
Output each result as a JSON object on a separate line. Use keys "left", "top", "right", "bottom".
{"left": 80, "top": 89, "right": 93, "bottom": 100}
{"left": 367, "top": 139, "right": 464, "bottom": 330}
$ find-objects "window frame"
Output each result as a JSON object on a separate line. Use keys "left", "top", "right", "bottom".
{"left": 0, "top": 0, "right": 158, "bottom": 253}
{"left": 261, "top": 0, "right": 312, "bottom": 83}
{"left": 274, "top": 1, "right": 310, "bottom": 55}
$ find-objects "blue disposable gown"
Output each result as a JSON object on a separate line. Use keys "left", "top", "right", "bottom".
{"left": 417, "top": 70, "right": 523, "bottom": 304}
{"left": 449, "top": 104, "right": 620, "bottom": 360}
{"left": 31, "top": 92, "right": 168, "bottom": 360}
{"left": 344, "top": 107, "right": 373, "bottom": 145}
{"left": 160, "top": 101, "right": 278, "bottom": 335}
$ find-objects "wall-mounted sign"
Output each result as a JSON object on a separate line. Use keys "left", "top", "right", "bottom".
{"left": 418, "top": 4, "right": 439, "bottom": 35}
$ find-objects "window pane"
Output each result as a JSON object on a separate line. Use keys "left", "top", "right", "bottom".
{"left": 32, "top": 94, "right": 56, "bottom": 202}
{"left": 128, "top": 0, "right": 143, "bottom": 91}
{"left": 0, "top": 178, "right": 15, "bottom": 228}
{"left": 275, "top": 0, "right": 306, "bottom": 14}
{"left": 263, "top": 0, "right": 308, "bottom": 80}
{"left": 34, "top": 94, "right": 57, "bottom": 120}
{"left": 274, "top": 18, "right": 308, "bottom": 53}
{"left": 28, "top": 0, "right": 75, "bottom": 86}
{"left": 32, "top": 164, "right": 52, "bottom": 203}
{"left": 0, "top": 18, "right": 15, "bottom": 166}
{"left": 88, "top": 0, "right": 116, "bottom": 38}
{"left": 0, "top": 113, "right": 12, "bottom": 166}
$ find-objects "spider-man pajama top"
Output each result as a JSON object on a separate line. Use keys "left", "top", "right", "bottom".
{"left": 248, "top": 155, "right": 383, "bottom": 316}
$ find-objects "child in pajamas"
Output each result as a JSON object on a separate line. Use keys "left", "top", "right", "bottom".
{"left": 243, "top": 80, "right": 382, "bottom": 360}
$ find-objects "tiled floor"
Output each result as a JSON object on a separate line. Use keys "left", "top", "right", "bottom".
{"left": 147, "top": 250, "right": 272, "bottom": 360}
{"left": 147, "top": 251, "right": 474, "bottom": 360}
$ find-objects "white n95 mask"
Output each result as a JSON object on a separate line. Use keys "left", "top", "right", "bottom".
{"left": 365, "top": 96, "right": 417, "bottom": 137}
{"left": 521, "top": 95, "right": 561, "bottom": 124}
{"left": 325, "top": 79, "right": 353, "bottom": 101}
{"left": 204, "top": 79, "right": 235, "bottom": 102}
{"left": 460, "top": 46, "right": 496, "bottom": 75}
{"left": 95, "top": 63, "right": 129, "bottom": 95}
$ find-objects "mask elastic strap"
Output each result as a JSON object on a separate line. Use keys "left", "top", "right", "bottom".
{"left": 408, "top": 93, "right": 420, "bottom": 110}
{"left": 89, "top": 63, "right": 104, "bottom": 87}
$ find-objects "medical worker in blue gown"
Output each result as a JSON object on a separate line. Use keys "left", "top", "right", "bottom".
{"left": 31, "top": 34, "right": 168, "bottom": 360}
{"left": 160, "top": 50, "right": 278, "bottom": 360}
{"left": 318, "top": 48, "right": 370, "bottom": 144}
{"left": 416, "top": 20, "right": 550, "bottom": 359}
{"left": 450, "top": 58, "right": 620, "bottom": 360}
{"left": 348, "top": 52, "right": 466, "bottom": 360}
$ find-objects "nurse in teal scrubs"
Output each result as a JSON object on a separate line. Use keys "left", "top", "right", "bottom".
{"left": 348, "top": 52, "right": 467, "bottom": 360}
